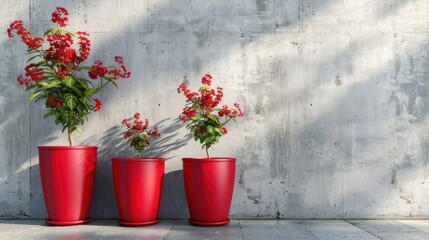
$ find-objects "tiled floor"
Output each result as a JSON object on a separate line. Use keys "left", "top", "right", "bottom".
{"left": 1, "top": 219, "right": 429, "bottom": 239}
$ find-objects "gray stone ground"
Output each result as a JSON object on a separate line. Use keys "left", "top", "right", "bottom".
{"left": 1, "top": 220, "right": 429, "bottom": 239}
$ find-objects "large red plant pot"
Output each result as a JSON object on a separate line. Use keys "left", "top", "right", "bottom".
{"left": 183, "top": 158, "right": 236, "bottom": 226}
{"left": 112, "top": 158, "right": 165, "bottom": 226}
{"left": 38, "top": 146, "right": 97, "bottom": 226}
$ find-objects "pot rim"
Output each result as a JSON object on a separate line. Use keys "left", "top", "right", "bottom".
{"left": 182, "top": 157, "right": 236, "bottom": 162}
{"left": 38, "top": 146, "right": 98, "bottom": 150}
{"left": 112, "top": 158, "right": 166, "bottom": 162}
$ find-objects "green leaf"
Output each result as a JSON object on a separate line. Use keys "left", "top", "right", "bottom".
{"left": 110, "top": 80, "right": 119, "bottom": 89}
{"left": 75, "top": 77, "right": 92, "bottom": 88}
{"left": 207, "top": 115, "right": 220, "bottom": 124}
{"left": 199, "top": 86, "right": 212, "bottom": 91}
{"left": 64, "top": 94, "right": 77, "bottom": 110}
{"left": 75, "top": 127, "right": 83, "bottom": 134}
{"left": 84, "top": 88, "right": 100, "bottom": 97}
{"left": 214, "top": 127, "right": 223, "bottom": 135}
{"left": 37, "top": 81, "right": 48, "bottom": 86}
{"left": 191, "top": 115, "right": 202, "bottom": 121}
{"left": 45, "top": 80, "right": 62, "bottom": 89}
{"left": 43, "top": 28, "right": 57, "bottom": 36}
{"left": 43, "top": 111, "right": 54, "bottom": 119}
{"left": 34, "top": 61, "right": 48, "bottom": 67}
{"left": 34, "top": 94, "right": 46, "bottom": 103}
{"left": 64, "top": 76, "right": 75, "bottom": 87}
{"left": 207, "top": 125, "right": 214, "bottom": 134}
{"left": 59, "top": 29, "right": 76, "bottom": 37}
{"left": 28, "top": 91, "right": 42, "bottom": 102}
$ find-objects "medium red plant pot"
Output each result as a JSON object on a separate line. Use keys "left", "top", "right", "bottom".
{"left": 112, "top": 158, "right": 165, "bottom": 226}
{"left": 183, "top": 157, "right": 236, "bottom": 226}
{"left": 38, "top": 146, "right": 97, "bottom": 226}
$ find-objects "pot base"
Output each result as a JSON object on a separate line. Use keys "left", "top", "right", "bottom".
{"left": 118, "top": 219, "right": 160, "bottom": 227}
{"left": 46, "top": 218, "right": 91, "bottom": 226}
{"left": 188, "top": 218, "right": 230, "bottom": 226}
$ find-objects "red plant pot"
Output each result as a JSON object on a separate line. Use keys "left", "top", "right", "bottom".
{"left": 182, "top": 157, "right": 236, "bottom": 226}
{"left": 38, "top": 146, "right": 97, "bottom": 226}
{"left": 112, "top": 158, "right": 165, "bottom": 226}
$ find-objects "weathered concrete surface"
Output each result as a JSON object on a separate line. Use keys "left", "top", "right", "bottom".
{"left": 1, "top": 0, "right": 429, "bottom": 219}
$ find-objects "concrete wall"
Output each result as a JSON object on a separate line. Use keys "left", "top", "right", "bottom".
{"left": 1, "top": 0, "right": 429, "bottom": 219}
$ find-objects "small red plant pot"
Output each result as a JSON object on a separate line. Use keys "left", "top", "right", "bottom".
{"left": 112, "top": 158, "right": 165, "bottom": 226}
{"left": 183, "top": 157, "right": 236, "bottom": 226}
{"left": 38, "top": 146, "right": 98, "bottom": 226}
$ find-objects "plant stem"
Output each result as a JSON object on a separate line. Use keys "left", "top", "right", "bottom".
{"left": 68, "top": 129, "right": 75, "bottom": 146}
{"left": 205, "top": 147, "right": 210, "bottom": 159}
{"left": 221, "top": 116, "right": 233, "bottom": 127}
{"left": 138, "top": 151, "right": 141, "bottom": 159}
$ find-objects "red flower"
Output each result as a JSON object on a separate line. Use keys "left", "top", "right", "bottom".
{"left": 119, "top": 65, "right": 131, "bottom": 78}
{"left": 88, "top": 60, "right": 108, "bottom": 79}
{"left": 25, "top": 63, "right": 45, "bottom": 81}
{"left": 122, "top": 119, "right": 131, "bottom": 127}
{"left": 218, "top": 105, "right": 232, "bottom": 117}
{"left": 7, "top": 20, "right": 44, "bottom": 50}
{"left": 134, "top": 112, "right": 141, "bottom": 119}
{"left": 94, "top": 98, "right": 102, "bottom": 112}
{"left": 51, "top": 7, "right": 69, "bottom": 27}
{"left": 114, "top": 56, "right": 124, "bottom": 65}
{"left": 124, "top": 131, "right": 133, "bottom": 139}
{"left": 179, "top": 107, "right": 197, "bottom": 122}
{"left": 17, "top": 76, "right": 32, "bottom": 87}
{"left": 201, "top": 73, "right": 212, "bottom": 86}
{"left": 47, "top": 96, "right": 63, "bottom": 108}
{"left": 45, "top": 33, "right": 76, "bottom": 66}
{"left": 200, "top": 89, "right": 217, "bottom": 108}
{"left": 234, "top": 103, "right": 244, "bottom": 117}
{"left": 76, "top": 31, "right": 90, "bottom": 63}
{"left": 56, "top": 65, "right": 70, "bottom": 79}
{"left": 177, "top": 82, "right": 188, "bottom": 93}
{"left": 132, "top": 124, "right": 143, "bottom": 131}
{"left": 222, "top": 127, "right": 228, "bottom": 134}
{"left": 147, "top": 127, "right": 161, "bottom": 137}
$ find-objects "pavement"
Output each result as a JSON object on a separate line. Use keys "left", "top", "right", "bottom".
{"left": 1, "top": 219, "right": 429, "bottom": 239}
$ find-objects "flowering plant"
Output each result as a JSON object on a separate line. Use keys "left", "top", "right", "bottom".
{"left": 178, "top": 74, "right": 244, "bottom": 158}
{"left": 7, "top": 7, "right": 131, "bottom": 146}
{"left": 122, "top": 113, "right": 161, "bottom": 158}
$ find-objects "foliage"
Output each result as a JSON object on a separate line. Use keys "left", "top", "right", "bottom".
{"left": 178, "top": 74, "right": 244, "bottom": 158}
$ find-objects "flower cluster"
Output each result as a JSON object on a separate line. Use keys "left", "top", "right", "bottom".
{"left": 7, "top": 7, "right": 131, "bottom": 146}
{"left": 51, "top": 7, "right": 69, "bottom": 27}
{"left": 88, "top": 57, "right": 130, "bottom": 80}
{"left": 178, "top": 74, "right": 244, "bottom": 157}
{"left": 7, "top": 20, "right": 44, "bottom": 49}
{"left": 122, "top": 113, "right": 161, "bottom": 157}
{"left": 17, "top": 63, "right": 45, "bottom": 87}
{"left": 76, "top": 31, "right": 90, "bottom": 63}
{"left": 45, "top": 33, "right": 75, "bottom": 65}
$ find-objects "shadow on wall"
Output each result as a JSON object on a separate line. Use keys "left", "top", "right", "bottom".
{"left": 238, "top": 38, "right": 429, "bottom": 218}
{"left": 3, "top": 0, "right": 341, "bottom": 219}
{"left": 3, "top": 0, "right": 420, "bottom": 219}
